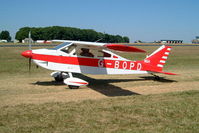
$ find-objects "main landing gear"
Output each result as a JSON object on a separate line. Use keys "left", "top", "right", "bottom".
{"left": 68, "top": 85, "right": 79, "bottom": 89}
{"left": 51, "top": 72, "right": 88, "bottom": 89}
{"left": 65, "top": 72, "right": 80, "bottom": 89}
{"left": 54, "top": 73, "right": 64, "bottom": 82}
{"left": 51, "top": 71, "right": 68, "bottom": 82}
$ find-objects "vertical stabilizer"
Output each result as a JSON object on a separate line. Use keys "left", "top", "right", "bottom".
{"left": 144, "top": 45, "right": 172, "bottom": 71}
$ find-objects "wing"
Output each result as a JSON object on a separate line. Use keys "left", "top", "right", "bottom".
{"left": 52, "top": 40, "right": 146, "bottom": 53}
{"left": 105, "top": 44, "right": 146, "bottom": 53}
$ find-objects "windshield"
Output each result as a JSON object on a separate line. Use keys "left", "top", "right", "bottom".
{"left": 52, "top": 42, "right": 72, "bottom": 50}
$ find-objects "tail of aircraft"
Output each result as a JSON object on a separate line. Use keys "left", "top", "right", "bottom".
{"left": 143, "top": 45, "right": 176, "bottom": 75}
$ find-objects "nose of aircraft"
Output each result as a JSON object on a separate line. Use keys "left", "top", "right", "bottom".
{"left": 21, "top": 50, "right": 32, "bottom": 58}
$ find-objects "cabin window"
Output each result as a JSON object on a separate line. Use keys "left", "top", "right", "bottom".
{"left": 52, "top": 42, "right": 71, "bottom": 50}
{"left": 61, "top": 44, "right": 76, "bottom": 54}
{"left": 77, "top": 48, "right": 94, "bottom": 57}
{"left": 97, "top": 51, "right": 111, "bottom": 58}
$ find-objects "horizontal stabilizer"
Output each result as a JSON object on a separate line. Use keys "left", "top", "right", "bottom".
{"left": 105, "top": 44, "right": 146, "bottom": 53}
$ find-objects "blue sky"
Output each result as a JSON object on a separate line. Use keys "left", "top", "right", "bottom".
{"left": 0, "top": 0, "right": 198, "bottom": 43}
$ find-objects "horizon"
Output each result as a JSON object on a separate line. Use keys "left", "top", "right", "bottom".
{"left": 0, "top": 0, "right": 199, "bottom": 43}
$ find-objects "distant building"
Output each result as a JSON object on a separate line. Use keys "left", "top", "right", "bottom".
{"left": 0, "top": 40, "right": 8, "bottom": 43}
{"left": 192, "top": 36, "right": 199, "bottom": 44}
{"left": 14, "top": 39, "right": 19, "bottom": 43}
{"left": 134, "top": 40, "right": 143, "bottom": 43}
{"left": 160, "top": 40, "right": 183, "bottom": 44}
{"left": 36, "top": 40, "right": 52, "bottom": 44}
{"left": 22, "top": 38, "right": 33, "bottom": 43}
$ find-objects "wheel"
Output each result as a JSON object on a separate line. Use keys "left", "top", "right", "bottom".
{"left": 68, "top": 85, "right": 79, "bottom": 89}
{"left": 54, "top": 75, "right": 63, "bottom": 82}
{"left": 154, "top": 76, "right": 160, "bottom": 80}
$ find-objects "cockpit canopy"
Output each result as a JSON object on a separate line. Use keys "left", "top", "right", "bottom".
{"left": 53, "top": 42, "right": 118, "bottom": 59}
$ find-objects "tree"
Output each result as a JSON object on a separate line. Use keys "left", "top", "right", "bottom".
{"left": 123, "top": 36, "right": 130, "bottom": 43}
{"left": 0, "top": 30, "right": 11, "bottom": 41}
{"left": 15, "top": 26, "right": 130, "bottom": 43}
{"left": 15, "top": 27, "right": 30, "bottom": 42}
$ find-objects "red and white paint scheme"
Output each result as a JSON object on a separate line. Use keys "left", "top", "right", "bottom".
{"left": 21, "top": 40, "right": 176, "bottom": 89}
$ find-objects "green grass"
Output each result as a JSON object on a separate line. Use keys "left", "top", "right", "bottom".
{"left": 0, "top": 90, "right": 199, "bottom": 133}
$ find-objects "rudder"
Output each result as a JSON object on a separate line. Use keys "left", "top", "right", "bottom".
{"left": 144, "top": 45, "right": 172, "bottom": 71}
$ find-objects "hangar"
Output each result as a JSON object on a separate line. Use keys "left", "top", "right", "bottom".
{"left": 192, "top": 36, "right": 199, "bottom": 44}
{"left": 161, "top": 40, "right": 183, "bottom": 44}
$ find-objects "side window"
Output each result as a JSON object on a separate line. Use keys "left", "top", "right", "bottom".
{"left": 103, "top": 52, "right": 111, "bottom": 58}
{"left": 97, "top": 51, "right": 111, "bottom": 58}
{"left": 77, "top": 48, "right": 94, "bottom": 57}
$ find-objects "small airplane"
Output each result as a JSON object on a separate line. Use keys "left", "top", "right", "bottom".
{"left": 21, "top": 40, "right": 176, "bottom": 89}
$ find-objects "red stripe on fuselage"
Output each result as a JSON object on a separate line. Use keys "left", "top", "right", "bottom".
{"left": 32, "top": 53, "right": 145, "bottom": 71}
{"left": 32, "top": 54, "right": 100, "bottom": 67}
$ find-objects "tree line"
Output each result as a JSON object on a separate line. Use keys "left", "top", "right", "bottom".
{"left": 15, "top": 26, "right": 129, "bottom": 43}
{"left": 0, "top": 31, "right": 11, "bottom": 42}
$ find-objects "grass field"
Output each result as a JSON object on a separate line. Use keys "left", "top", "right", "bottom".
{"left": 0, "top": 45, "right": 199, "bottom": 132}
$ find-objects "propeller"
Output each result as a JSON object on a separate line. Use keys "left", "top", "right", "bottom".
{"left": 21, "top": 31, "right": 33, "bottom": 73}
{"left": 28, "top": 31, "right": 32, "bottom": 50}
{"left": 28, "top": 31, "right": 32, "bottom": 73}
{"left": 29, "top": 58, "right": 31, "bottom": 73}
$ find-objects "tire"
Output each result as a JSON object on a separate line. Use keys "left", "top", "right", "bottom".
{"left": 68, "top": 85, "right": 79, "bottom": 89}
{"left": 54, "top": 75, "right": 63, "bottom": 82}
{"left": 154, "top": 76, "right": 160, "bottom": 81}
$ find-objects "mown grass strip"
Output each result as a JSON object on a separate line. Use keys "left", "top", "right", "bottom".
{"left": 0, "top": 90, "right": 198, "bottom": 133}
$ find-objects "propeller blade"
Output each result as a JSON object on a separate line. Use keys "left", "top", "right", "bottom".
{"left": 29, "top": 58, "right": 31, "bottom": 73}
{"left": 28, "top": 31, "right": 32, "bottom": 50}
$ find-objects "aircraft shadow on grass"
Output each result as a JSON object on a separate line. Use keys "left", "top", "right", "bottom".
{"left": 32, "top": 74, "right": 177, "bottom": 97}
{"left": 139, "top": 76, "right": 177, "bottom": 83}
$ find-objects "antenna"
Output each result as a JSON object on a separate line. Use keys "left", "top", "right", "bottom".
{"left": 95, "top": 38, "right": 103, "bottom": 42}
